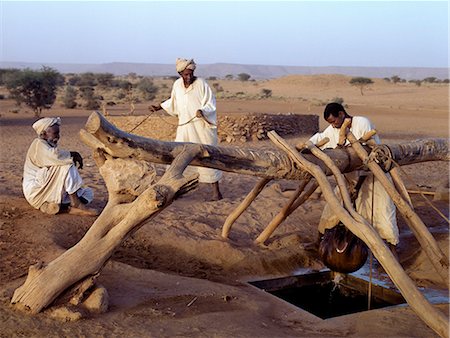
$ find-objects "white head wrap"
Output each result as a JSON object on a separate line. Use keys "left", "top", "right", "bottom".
{"left": 32, "top": 117, "right": 61, "bottom": 135}
{"left": 176, "top": 58, "right": 196, "bottom": 73}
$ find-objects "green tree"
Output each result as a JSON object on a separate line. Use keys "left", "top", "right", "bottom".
{"left": 423, "top": 77, "right": 437, "bottom": 83}
{"left": 237, "top": 73, "right": 251, "bottom": 81}
{"left": 4, "top": 67, "right": 64, "bottom": 117}
{"left": 349, "top": 77, "right": 374, "bottom": 96}
{"left": 136, "top": 77, "right": 158, "bottom": 100}
{"left": 63, "top": 85, "right": 78, "bottom": 108}
{"left": 390, "top": 75, "right": 401, "bottom": 84}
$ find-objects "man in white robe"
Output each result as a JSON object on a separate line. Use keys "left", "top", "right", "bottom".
{"left": 151, "top": 58, "right": 223, "bottom": 200}
{"left": 23, "top": 117, "right": 98, "bottom": 216}
{"left": 308, "top": 103, "right": 399, "bottom": 255}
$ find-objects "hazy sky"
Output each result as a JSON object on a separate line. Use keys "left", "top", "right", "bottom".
{"left": 1, "top": 1, "right": 448, "bottom": 68}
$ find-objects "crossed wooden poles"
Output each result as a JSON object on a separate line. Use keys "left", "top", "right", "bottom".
{"left": 11, "top": 112, "right": 448, "bottom": 337}
{"left": 221, "top": 119, "right": 449, "bottom": 337}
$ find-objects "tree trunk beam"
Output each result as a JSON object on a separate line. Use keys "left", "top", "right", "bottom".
{"left": 80, "top": 112, "right": 448, "bottom": 181}
{"left": 11, "top": 146, "right": 200, "bottom": 313}
{"left": 267, "top": 131, "right": 449, "bottom": 338}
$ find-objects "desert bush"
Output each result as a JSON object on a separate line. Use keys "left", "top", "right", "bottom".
{"left": 136, "top": 77, "right": 158, "bottom": 100}
{"left": 0, "top": 68, "right": 22, "bottom": 86}
{"left": 237, "top": 73, "right": 251, "bottom": 81}
{"left": 390, "top": 75, "right": 401, "bottom": 84}
{"left": 78, "top": 72, "right": 98, "bottom": 86}
{"left": 3, "top": 66, "right": 64, "bottom": 117}
{"left": 63, "top": 85, "right": 78, "bottom": 108}
{"left": 225, "top": 74, "right": 233, "bottom": 80}
{"left": 116, "top": 91, "right": 127, "bottom": 100}
{"left": 383, "top": 77, "right": 391, "bottom": 82}
{"left": 79, "top": 86, "right": 99, "bottom": 109}
{"left": 331, "top": 97, "right": 345, "bottom": 105}
{"left": 207, "top": 76, "right": 217, "bottom": 81}
{"left": 349, "top": 77, "right": 374, "bottom": 96}
{"left": 212, "top": 83, "right": 224, "bottom": 93}
{"left": 260, "top": 88, "right": 272, "bottom": 98}
{"left": 408, "top": 80, "right": 422, "bottom": 87}
{"left": 96, "top": 73, "right": 115, "bottom": 87}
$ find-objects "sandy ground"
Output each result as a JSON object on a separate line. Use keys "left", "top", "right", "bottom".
{"left": 0, "top": 75, "right": 448, "bottom": 337}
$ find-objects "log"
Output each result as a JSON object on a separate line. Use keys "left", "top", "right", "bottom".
{"left": 79, "top": 112, "right": 448, "bottom": 181}
{"left": 267, "top": 131, "right": 449, "bottom": 338}
{"left": 11, "top": 145, "right": 201, "bottom": 313}
{"left": 11, "top": 111, "right": 449, "bottom": 318}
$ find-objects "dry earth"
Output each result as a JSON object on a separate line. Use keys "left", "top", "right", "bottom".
{"left": 0, "top": 75, "right": 448, "bottom": 337}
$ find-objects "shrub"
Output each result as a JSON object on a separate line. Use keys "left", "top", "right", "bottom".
{"left": 260, "top": 88, "right": 272, "bottom": 98}
{"left": 136, "top": 77, "right": 158, "bottom": 100}
{"left": 63, "top": 86, "right": 78, "bottom": 108}
{"left": 212, "top": 83, "right": 224, "bottom": 93}
{"left": 331, "top": 97, "right": 345, "bottom": 105}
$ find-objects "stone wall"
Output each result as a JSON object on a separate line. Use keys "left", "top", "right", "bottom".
{"left": 108, "top": 113, "right": 319, "bottom": 143}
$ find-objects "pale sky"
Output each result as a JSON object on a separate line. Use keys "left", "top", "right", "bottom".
{"left": 1, "top": 1, "right": 448, "bottom": 68}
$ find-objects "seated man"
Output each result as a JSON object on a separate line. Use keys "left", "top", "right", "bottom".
{"left": 308, "top": 103, "right": 399, "bottom": 257}
{"left": 23, "top": 117, "right": 98, "bottom": 216}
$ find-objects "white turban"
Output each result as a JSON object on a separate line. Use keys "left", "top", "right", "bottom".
{"left": 176, "top": 58, "right": 196, "bottom": 73}
{"left": 32, "top": 117, "right": 61, "bottom": 135}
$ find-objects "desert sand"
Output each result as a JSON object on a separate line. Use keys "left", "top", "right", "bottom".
{"left": 0, "top": 75, "right": 448, "bottom": 337}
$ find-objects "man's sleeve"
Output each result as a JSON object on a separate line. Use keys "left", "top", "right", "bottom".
{"left": 34, "top": 141, "right": 73, "bottom": 167}
{"left": 200, "top": 80, "right": 217, "bottom": 117}
{"left": 160, "top": 84, "right": 177, "bottom": 116}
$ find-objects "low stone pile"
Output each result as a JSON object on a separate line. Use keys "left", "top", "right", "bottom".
{"left": 108, "top": 112, "right": 319, "bottom": 143}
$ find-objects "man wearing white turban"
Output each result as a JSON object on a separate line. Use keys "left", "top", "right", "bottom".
{"left": 23, "top": 117, "right": 98, "bottom": 216}
{"left": 151, "top": 58, "right": 223, "bottom": 201}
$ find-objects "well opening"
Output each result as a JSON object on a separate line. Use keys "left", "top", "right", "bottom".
{"left": 249, "top": 270, "right": 406, "bottom": 319}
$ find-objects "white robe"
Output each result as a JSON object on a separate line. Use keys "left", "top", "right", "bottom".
{"left": 23, "top": 138, "right": 92, "bottom": 209}
{"left": 161, "top": 77, "right": 222, "bottom": 183}
{"left": 310, "top": 116, "right": 399, "bottom": 245}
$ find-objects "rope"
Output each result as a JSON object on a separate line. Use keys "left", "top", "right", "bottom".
{"left": 368, "top": 144, "right": 449, "bottom": 225}
{"left": 128, "top": 107, "right": 217, "bottom": 134}
{"left": 368, "top": 174, "right": 375, "bottom": 310}
{"left": 390, "top": 159, "right": 450, "bottom": 225}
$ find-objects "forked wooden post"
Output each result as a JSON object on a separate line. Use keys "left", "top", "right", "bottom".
{"left": 267, "top": 130, "right": 449, "bottom": 338}
{"left": 254, "top": 178, "right": 310, "bottom": 244}
{"left": 221, "top": 178, "right": 271, "bottom": 238}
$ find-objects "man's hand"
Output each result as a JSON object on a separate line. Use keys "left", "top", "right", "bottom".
{"left": 70, "top": 151, "right": 83, "bottom": 169}
{"left": 149, "top": 104, "right": 162, "bottom": 112}
{"left": 196, "top": 109, "right": 203, "bottom": 118}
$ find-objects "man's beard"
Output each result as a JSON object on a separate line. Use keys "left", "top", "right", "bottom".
{"left": 46, "top": 139, "right": 58, "bottom": 147}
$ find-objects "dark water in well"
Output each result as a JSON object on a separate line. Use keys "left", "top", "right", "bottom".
{"left": 250, "top": 271, "right": 406, "bottom": 319}
{"left": 271, "top": 281, "right": 395, "bottom": 319}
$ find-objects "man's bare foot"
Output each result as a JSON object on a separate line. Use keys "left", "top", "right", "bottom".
{"left": 210, "top": 182, "right": 223, "bottom": 201}
{"left": 68, "top": 205, "right": 99, "bottom": 216}
{"left": 40, "top": 202, "right": 60, "bottom": 215}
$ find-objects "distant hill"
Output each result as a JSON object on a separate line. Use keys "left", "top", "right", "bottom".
{"left": 0, "top": 61, "right": 448, "bottom": 80}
